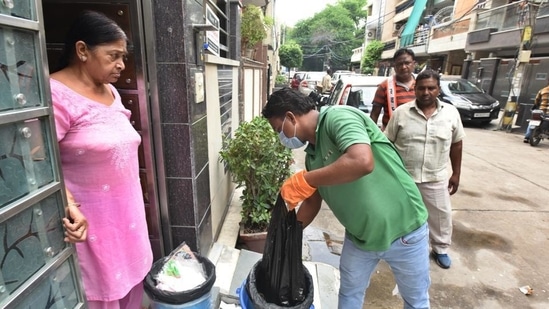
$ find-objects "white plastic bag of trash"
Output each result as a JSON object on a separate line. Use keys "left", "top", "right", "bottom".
{"left": 155, "top": 243, "right": 207, "bottom": 292}
{"left": 519, "top": 285, "right": 533, "bottom": 295}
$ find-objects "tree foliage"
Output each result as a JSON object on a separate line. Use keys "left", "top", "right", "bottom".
{"left": 279, "top": 42, "right": 303, "bottom": 69}
{"left": 287, "top": 0, "right": 367, "bottom": 71}
{"left": 340, "top": 0, "right": 368, "bottom": 28}
{"left": 241, "top": 5, "right": 270, "bottom": 49}
{"left": 361, "top": 40, "right": 384, "bottom": 74}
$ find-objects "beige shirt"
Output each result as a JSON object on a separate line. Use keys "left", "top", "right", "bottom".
{"left": 321, "top": 74, "right": 332, "bottom": 92}
{"left": 384, "top": 99, "right": 465, "bottom": 183}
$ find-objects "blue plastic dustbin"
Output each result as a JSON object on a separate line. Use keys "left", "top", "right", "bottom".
{"left": 237, "top": 279, "right": 314, "bottom": 309}
{"left": 150, "top": 291, "right": 211, "bottom": 309}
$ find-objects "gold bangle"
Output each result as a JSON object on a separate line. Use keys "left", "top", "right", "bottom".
{"left": 67, "top": 202, "right": 81, "bottom": 208}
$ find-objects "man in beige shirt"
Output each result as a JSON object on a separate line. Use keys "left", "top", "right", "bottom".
{"left": 385, "top": 69, "right": 465, "bottom": 269}
{"left": 320, "top": 68, "right": 332, "bottom": 93}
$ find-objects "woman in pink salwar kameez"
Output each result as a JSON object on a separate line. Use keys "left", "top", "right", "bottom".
{"left": 53, "top": 11, "right": 153, "bottom": 309}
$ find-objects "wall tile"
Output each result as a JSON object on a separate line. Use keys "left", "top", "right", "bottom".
{"left": 197, "top": 208, "right": 213, "bottom": 254}
{"left": 166, "top": 178, "right": 194, "bottom": 226}
{"left": 191, "top": 116, "right": 209, "bottom": 170}
{"left": 153, "top": 0, "right": 186, "bottom": 62}
{"left": 195, "top": 165, "right": 211, "bottom": 223}
{"left": 157, "top": 63, "right": 189, "bottom": 124}
{"left": 162, "top": 124, "right": 191, "bottom": 178}
{"left": 171, "top": 226, "right": 197, "bottom": 252}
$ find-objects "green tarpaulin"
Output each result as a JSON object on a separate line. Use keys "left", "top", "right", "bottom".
{"left": 400, "top": 0, "right": 429, "bottom": 47}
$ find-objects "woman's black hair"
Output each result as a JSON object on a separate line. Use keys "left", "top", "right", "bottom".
{"left": 262, "top": 87, "right": 316, "bottom": 119}
{"left": 56, "top": 10, "right": 127, "bottom": 71}
{"left": 416, "top": 69, "right": 441, "bottom": 86}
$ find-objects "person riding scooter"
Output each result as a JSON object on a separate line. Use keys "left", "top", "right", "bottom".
{"left": 524, "top": 81, "right": 549, "bottom": 142}
{"left": 290, "top": 73, "right": 302, "bottom": 90}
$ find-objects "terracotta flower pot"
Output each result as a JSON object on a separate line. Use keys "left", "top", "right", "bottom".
{"left": 238, "top": 226, "right": 267, "bottom": 253}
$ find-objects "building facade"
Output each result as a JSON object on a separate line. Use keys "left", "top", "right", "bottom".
{"left": 360, "top": 0, "right": 549, "bottom": 128}
{"left": 465, "top": 0, "right": 549, "bottom": 129}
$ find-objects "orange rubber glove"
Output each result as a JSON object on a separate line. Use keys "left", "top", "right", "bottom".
{"left": 281, "top": 170, "right": 317, "bottom": 210}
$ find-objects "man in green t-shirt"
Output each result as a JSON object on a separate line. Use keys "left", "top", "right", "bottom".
{"left": 262, "top": 87, "right": 430, "bottom": 309}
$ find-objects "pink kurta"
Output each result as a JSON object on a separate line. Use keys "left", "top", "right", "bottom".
{"left": 50, "top": 79, "right": 153, "bottom": 301}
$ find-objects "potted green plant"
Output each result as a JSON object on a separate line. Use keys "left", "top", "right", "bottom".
{"left": 219, "top": 116, "right": 293, "bottom": 252}
{"left": 241, "top": 4, "right": 273, "bottom": 58}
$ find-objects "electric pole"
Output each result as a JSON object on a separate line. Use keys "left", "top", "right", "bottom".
{"left": 497, "top": 1, "right": 532, "bottom": 132}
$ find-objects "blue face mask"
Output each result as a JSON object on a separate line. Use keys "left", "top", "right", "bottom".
{"left": 279, "top": 117, "right": 306, "bottom": 149}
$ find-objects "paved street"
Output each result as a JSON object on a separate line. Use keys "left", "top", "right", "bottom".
{"left": 292, "top": 121, "right": 549, "bottom": 309}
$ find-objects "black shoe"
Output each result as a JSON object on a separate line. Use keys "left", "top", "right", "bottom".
{"left": 524, "top": 138, "right": 529, "bottom": 143}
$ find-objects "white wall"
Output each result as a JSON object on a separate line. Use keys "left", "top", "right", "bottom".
{"left": 204, "top": 55, "right": 240, "bottom": 241}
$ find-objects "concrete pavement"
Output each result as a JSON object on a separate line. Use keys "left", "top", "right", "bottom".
{"left": 293, "top": 121, "right": 549, "bottom": 309}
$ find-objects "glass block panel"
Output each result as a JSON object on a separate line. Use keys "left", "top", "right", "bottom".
{"left": 0, "top": 26, "right": 42, "bottom": 112}
{"left": 0, "top": 193, "right": 66, "bottom": 298}
{"left": 0, "top": 118, "right": 55, "bottom": 209}
{"left": 0, "top": 0, "right": 35, "bottom": 21}
{"left": 11, "top": 258, "right": 81, "bottom": 309}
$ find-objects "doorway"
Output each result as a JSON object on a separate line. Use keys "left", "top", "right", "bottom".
{"left": 41, "top": 0, "right": 164, "bottom": 259}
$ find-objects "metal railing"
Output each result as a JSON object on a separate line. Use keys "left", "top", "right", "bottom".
{"left": 474, "top": 1, "right": 539, "bottom": 32}
{"left": 538, "top": 2, "right": 549, "bottom": 17}
{"left": 399, "top": 25, "right": 430, "bottom": 48}
{"left": 412, "top": 26, "right": 430, "bottom": 47}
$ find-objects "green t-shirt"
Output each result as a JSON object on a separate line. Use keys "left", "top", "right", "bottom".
{"left": 305, "top": 105, "right": 428, "bottom": 251}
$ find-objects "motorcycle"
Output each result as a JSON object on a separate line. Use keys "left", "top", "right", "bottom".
{"left": 527, "top": 109, "right": 549, "bottom": 146}
{"left": 307, "top": 89, "right": 330, "bottom": 111}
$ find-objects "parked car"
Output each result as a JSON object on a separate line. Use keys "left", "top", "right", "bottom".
{"left": 326, "top": 75, "right": 386, "bottom": 126}
{"left": 439, "top": 76, "right": 501, "bottom": 124}
{"left": 327, "top": 75, "right": 386, "bottom": 111}
{"left": 298, "top": 71, "right": 326, "bottom": 95}
{"left": 290, "top": 71, "right": 306, "bottom": 89}
{"left": 331, "top": 70, "right": 355, "bottom": 87}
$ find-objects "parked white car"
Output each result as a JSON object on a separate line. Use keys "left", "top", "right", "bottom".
{"left": 331, "top": 70, "right": 354, "bottom": 87}
{"left": 298, "top": 71, "right": 326, "bottom": 95}
{"left": 327, "top": 75, "right": 387, "bottom": 126}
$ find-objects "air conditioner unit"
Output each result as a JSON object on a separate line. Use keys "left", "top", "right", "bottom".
{"left": 367, "top": 31, "right": 374, "bottom": 38}
{"left": 394, "top": 24, "right": 402, "bottom": 31}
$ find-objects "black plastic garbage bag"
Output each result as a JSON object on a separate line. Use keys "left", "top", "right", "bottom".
{"left": 144, "top": 254, "right": 216, "bottom": 305}
{"left": 247, "top": 193, "right": 313, "bottom": 308}
{"left": 247, "top": 259, "right": 314, "bottom": 309}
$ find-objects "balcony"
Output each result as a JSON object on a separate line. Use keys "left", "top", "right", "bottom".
{"left": 397, "top": 23, "right": 430, "bottom": 48}
{"left": 474, "top": 1, "right": 538, "bottom": 32}
{"left": 466, "top": 1, "right": 549, "bottom": 52}
{"left": 410, "top": 26, "right": 429, "bottom": 47}
{"left": 351, "top": 46, "right": 364, "bottom": 63}
{"left": 394, "top": 0, "right": 415, "bottom": 23}
{"left": 383, "top": 39, "right": 397, "bottom": 51}
{"left": 396, "top": 0, "right": 415, "bottom": 14}
{"left": 429, "top": 19, "right": 470, "bottom": 53}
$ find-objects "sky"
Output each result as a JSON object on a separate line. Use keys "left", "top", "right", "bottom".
{"left": 275, "top": 0, "right": 339, "bottom": 27}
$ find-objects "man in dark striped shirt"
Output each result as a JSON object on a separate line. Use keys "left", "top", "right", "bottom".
{"left": 371, "top": 48, "right": 417, "bottom": 129}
